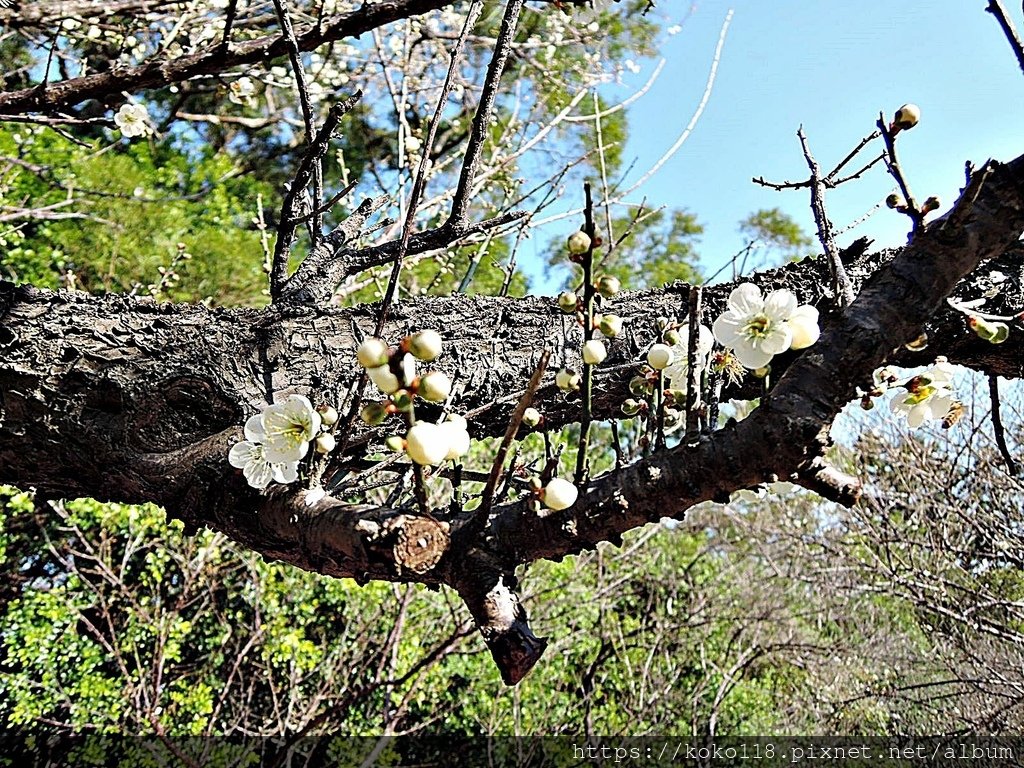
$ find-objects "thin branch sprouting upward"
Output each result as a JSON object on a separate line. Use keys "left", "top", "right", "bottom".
{"left": 446, "top": 0, "right": 526, "bottom": 230}
{"left": 988, "top": 374, "right": 1020, "bottom": 476}
{"left": 986, "top": 0, "right": 1024, "bottom": 77}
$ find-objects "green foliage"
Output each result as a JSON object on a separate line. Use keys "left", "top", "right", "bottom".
{"left": 738, "top": 207, "right": 814, "bottom": 263}
{"left": 0, "top": 125, "right": 275, "bottom": 305}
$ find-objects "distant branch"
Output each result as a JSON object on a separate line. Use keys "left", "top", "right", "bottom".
{"left": 986, "top": 0, "right": 1024, "bottom": 77}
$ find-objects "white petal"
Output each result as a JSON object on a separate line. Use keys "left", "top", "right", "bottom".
{"left": 928, "top": 394, "right": 953, "bottom": 420}
{"left": 243, "top": 460, "right": 273, "bottom": 489}
{"left": 697, "top": 324, "right": 715, "bottom": 355}
{"left": 763, "top": 289, "right": 798, "bottom": 321}
{"left": 272, "top": 461, "right": 299, "bottom": 484}
{"left": 713, "top": 312, "right": 744, "bottom": 347}
{"left": 727, "top": 283, "right": 763, "bottom": 316}
{"left": 907, "top": 404, "right": 928, "bottom": 428}
{"left": 367, "top": 365, "right": 400, "bottom": 394}
{"left": 756, "top": 323, "right": 792, "bottom": 356}
{"left": 228, "top": 441, "right": 258, "bottom": 469}
{"left": 732, "top": 341, "right": 774, "bottom": 370}
{"left": 244, "top": 414, "right": 266, "bottom": 442}
{"left": 788, "top": 313, "right": 820, "bottom": 350}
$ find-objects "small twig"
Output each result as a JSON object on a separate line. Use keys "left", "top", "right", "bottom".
{"left": 797, "top": 126, "right": 855, "bottom": 306}
{"left": 988, "top": 373, "right": 1020, "bottom": 475}
{"left": 221, "top": 0, "right": 239, "bottom": 49}
{"left": 684, "top": 285, "right": 702, "bottom": 443}
{"left": 446, "top": 0, "right": 525, "bottom": 230}
{"left": 825, "top": 129, "right": 881, "bottom": 182}
{"left": 270, "top": 92, "right": 361, "bottom": 298}
{"left": 373, "top": 0, "right": 484, "bottom": 336}
{"left": 285, "top": 179, "right": 357, "bottom": 225}
{"left": 877, "top": 112, "right": 923, "bottom": 232}
{"left": 473, "top": 349, "right": 551, "bottom": 531}
{"left": 987, "top": 0, "right": 1024, "bottom": 77}
{"left": 272, "top": 0, "right": 324, "bottom": 248}
{"left": 0, "top": 113, "right": 112, "bottom": 127}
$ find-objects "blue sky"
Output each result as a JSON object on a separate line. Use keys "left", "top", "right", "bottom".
{"left": 525, "top": 1, "right": 1024, "bottom": 289}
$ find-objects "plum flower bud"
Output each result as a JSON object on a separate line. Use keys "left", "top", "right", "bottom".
{"left": 557, "top": 290, "right": 579, "bottom": 314}
{"left": 385, "top": 435, "right": 405, "bottom": 453}
{"left": 357, "top": 337, "right": 389, "bottom": 368}
{"left": 582, "top": 339, "right": 607, "bottom": 365}
{"left": 367, "top": 364, "right": 400, "bottom": 394}
{"left": 787, "top": 305, "right": 820, "bottom": 350}
{"left": 391, "top": 389, "right": 414, "bottom": 412}
{"left": 629, "top": 375, "right": 652, "bottom": 396}
{"left": 598, "top": 314, "right": 623, "bottom": 337}
{"left": 522, "top": 407, "right": 542, "bottom": 428}
{"left": 318, "top": 405, "right": 339, "bottom": 427}
{"left": 556, "top": 367, "right": 581, "bottom": 391}
{"left": 406, "top": 422, "right": 449, "bottom": 466}
{"left": 314, "top": 433, "right": 336, "bottom": 455}
{"left": 542, "top": 478, "right": 578, "bottom": 511}
{"left": 647, "top": 343, "right": 673, "bottom": 370}
{"left": 407, "top": 330, "right": 443, "bottom": 361}
{"left": 360, "top": 402, "right": 389, "bottom": 425}
{"left": 567, "top": 230, "right": 591, "bottom": 255}
{"left": 968, "top": 316, "right": 1009, "bottom": 344}
{"left": 621, "top": 398, "right": 642, "bottom": 416}
{"left": 886, "top": 193, "right": 902, "bottom": 209}
{"left": 438, "top": 415, "right": 470, "bottom": 460}
{"left": 921, "top": 196, "right": 941, "bottom": 215}
{"left": 596, "top": 274, "right": 621, "bottom": 299}
{"left": 894, "top": 103, "right": 921, "bottom": 130}
{"left": 418, "top": 371, "right": 452, "bottom": 402}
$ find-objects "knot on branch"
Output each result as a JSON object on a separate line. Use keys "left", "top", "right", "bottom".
{"left": 377, "top": 514, "right": 450, "bottom": 575}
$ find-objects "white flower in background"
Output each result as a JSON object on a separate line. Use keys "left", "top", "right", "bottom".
{"left": 260, "top": 394, "right": 321, "bottom": 462}
{"left": 889, "top": 361, "right": 956, "bottom": 428}
{"left": 728, "top": 398, "right": 757, "bottom": 422}
{"left": 712, "top": 284, "right": 819, "bottom": 369}
{"left": 664, "top": 323, "right": 714, "bottom": 393}
{"left": 228, "top": 77, "right": 258, "bottom": 107}
{"left": 114, "top": 103, "right": 150, "bottom": 138}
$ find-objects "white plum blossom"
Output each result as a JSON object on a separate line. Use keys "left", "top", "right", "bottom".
{"left": 259, "top": 394, "right": 321, "bottom": 462}
{"left": 228, "top": 440, "right": 298, "bottom": 490}
{"left": 889, "top": 361, "right": 957, "bottom": 428}
{"left": 712, "top": 284, "right": 820, "bottom": 369}
{"left": 405, "top": 422, "right": 450, "bottom": 466}
{"left": 664, "top": 323, "right": 714, "bottom": 394}
{"left": 228, "top": 77, "right": 258, "bottom": 107}
{"left": 438, "top": 415, "right": 471, "bottom": 460}
{"left": 114, "top": 103, "right": 150, "bottom": 138}
{"left": 228, "top": 414, "right": 300, "bottom": 489}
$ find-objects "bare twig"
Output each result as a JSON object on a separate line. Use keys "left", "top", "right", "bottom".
{"left": 797, "top": 126, "right": 855, "bottom": 306}
{"left": 221, "top": 0, "right": 239, "bottom": 50}
{"left": 684, "top": 285, "right": 702, "bottom": 443}
{"left": 986, "top": 0, "right": 1024, "bottom": 77}
{"left": 988, "top": 373, "right": 1020, "bottom": 475}
{"left": 272, "top": 0, "right": 324, "bottom": 249}
{"left": 474, "top": 348, "right": 551, "bottom": 531}
{"left": 575, "top": 183, "right": 597, "bottom": 484}
{"left": 373, "top": 0, "right": 485, "bottom": 335}
{"left": 877, "top": 112, "right": 923, "bottom": 232}
{"left": 270, "top": 91, "right": 361, "bottom": 299}
{"left": 446, "top": 0, "right": 525, "bottom": 230}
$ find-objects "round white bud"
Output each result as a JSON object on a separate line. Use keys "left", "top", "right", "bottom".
{"left": 314, "top": 433, "right": 336, "bottom": 455}
{"left": 543, "top": 478, "right": 579, "bottom": 511}
{"left": 522, "top": 407, "right": 542, "bottom": 428}
{"left": 408, "top": 330, "right": 443, "bottom": 361}
{"left": 567, "top": 230, "right": 591, "bottom": 255}
{"left": 418, "top": 371, "right": 452, "bottom": 402}
{"left": 556, "top": 367, "right": 581, "bottom": 391}
{"left": 894, "top": 103, "right": 921, "bottom": 130}
{"left": 582, "top": 339, "right": 607, "bottom": 365}
{"left": 405, "top": 422, "right": 449, "bottom": 466}
{"left": 647, "top": 343, "right": 674, "bottom": 370}
{"left": 367, "top": 364, "right": 400, "bottom": 394}
{"left": 357, "top": 337, "right": 389, "bottom": 368}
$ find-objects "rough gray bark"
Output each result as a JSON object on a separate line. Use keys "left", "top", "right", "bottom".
{"left": 2, "top": 154, "right": 1024, "bottom": 683}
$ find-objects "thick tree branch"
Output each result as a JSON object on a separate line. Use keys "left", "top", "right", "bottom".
{"left": 2, "top": 152, "right": 1023, "bottom": 683}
